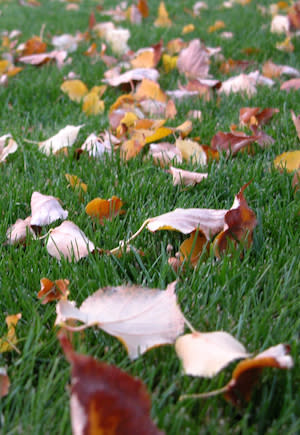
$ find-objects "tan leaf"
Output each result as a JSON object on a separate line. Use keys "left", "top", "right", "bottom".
{"left": 262, "top": 60, "right": 300, "bottom": 79}
{"left": 0, "top": 314, "right": 22, "bottom": 353}
{"left": 148, "top": 142, "right": 182, "bottom": 166}
{"left": 0, "top": 134, "right": 18, "bottom": 163}
{"left": 46, "top": 221, "right": 95, "bottom": 262}
{"left": 6, "top": 216, "right": 36, "bottom": 245}
{"left": 38, "top": 278, "right": 70, "bottom": 304}
{"left": 103, "top": 68, "right": 159, "bottom": 87}
{"left": 175, "top": 138, "right": 207, "bottom": 165}
{"left": 175, "top": 331, "right": 248, "bottom": 377}
{"left": 169, "top": 166, "right": 208, "bottom": 186}
{"left": 131, "top": 49, "right": 156, "bottom": 69}
{"left": 56, "top": 281, "right": 185, "bottom": 359}
{"left": 61, "top": 80, "right": 88, "bottom": 102}
{"left": 291, "top": 110, "right": 300, "bottom": 140}
{"left": 177, "top": 39, "right": 210, "bottom": 79}
{"left": 154, "top": 2, "right": 172, "bottom": 27}
{"left": 146, "top": 208, "right": 227, "bottom": 239}
{"left": 82, "top": 91, "right": 105, "bottom": 116}
{"left": 135, "top": 78, "right": 167, "bottom": 103}
{"left": 274, "top": 150, "right": 300, "bottom": 172}
{"left": 0, "top": 368, "right": 10, "bottom": 398}
{"left": 31, "top": 191, "right": 68, "bottom": 226}
{"left": 18, "top": 50, "right": 67, "bottom": 68}
{"left": 39, "top": 124, "right": 84, "bottom": 155}
{"left": 219, "top": 71, "right": 274, "bottom": 96}
{"left": 280, "top": 78, "right": 300, "bottom": 91}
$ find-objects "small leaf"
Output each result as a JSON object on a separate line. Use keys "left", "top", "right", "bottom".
{"left": 86, "top": 196, "right": 125, "bottom": 224}
{"left": 6, "top": 216, "right": 35, "bottom": 245}
{"left": 0, "top": 134, "right": 18, "bottom": 163}
{"left": 154, "top": 2, "right": 172, "bottom": 27}
{"left": 38, "top": 278, "right": 70, "bottom": 304}
{"left": 0, "top": 314, "right": 21, "bottom": 353}
{"left": 61, "top": 80, "right": 88, "bottom": 102}
{"left": 0, "top": 368, "right": 10, "bottom": 398}
{"left": 168, "top": 166, "right": 208, "bottom": 186}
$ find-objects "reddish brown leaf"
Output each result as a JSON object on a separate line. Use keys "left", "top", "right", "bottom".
{"left": 0, "top": 368, "right": 10, "bottom": 398}
{"left": 38, "top": 278, "right": 70, "bottom": 304}
{"left": 21, "top": 36, "right": 47, "bottom": 56}
{"left": 211, "top": 131, "right": 259, "bottom": 155}
{"left": 239, "top": 107, "right": 279, "bottom": 127}
{"left": 58, "top": 333, "right": 163, "bottom": 435}
{"left": 291, "top": 110, "right": 300, "bottom": 140}
{"left": 177, "top": 39, "right": 210, "bottom": 79}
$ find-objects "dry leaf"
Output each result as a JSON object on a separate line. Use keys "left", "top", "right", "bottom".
{"left": 135, "top": 79, "right": 167, "bottom": 103}
{"left": 39, "top": 124, "right": 84, "bottom": 155}
{"left": 182, "top": 24, "right": 195, "bottom": 34}
{"left": 270, "top": 14, "right": 290, "bottom": 33}
{"left": 58, "top": 333, "right": 163, "bottom": 435}
{"left": 219, "top": 71, "right": 274, "bottom": 96}
{"left": 52, "top": 34, "right": 78, "bottom": 52}
{"left": 137, "top": 0, "right": 149, "bottom": 18}
{"left": 154, "top": 2, "right": 172, "bottom": 27}
{"left": 280, "top": 78, "right": 300, "bottom": 91}
{"left": 208, "top": 20, "right": 225, "bottom": 33}
{"left": 30, "top": 191, "right": 68, "bottom": 226}
{"left": 21, "top": 36, "right": 46, "bottom": 55}
{"left": 211, "top": 130, "right": 260, "bottom": 155}
{"left": 80, "top": 131, "right": 118, "bottom": 158}
{"left": 276, "top": 37, "right": 294, "bottom": 53}
{"left": 65, "top": 174, "right": 87, "bottom": 193}
{"left": 168, "top": 166, "right": 208, "bottom": 186}
{"left": 224, "top": 344, "right": 293, "bottom": 406}
{"left": 82, "top": 90, "right": 105, "bottom": 116}
{"left": 274, "top": 150, "right": 300, "bottom": 172}
{"left": 148, "top": 142, "right": 182, "bottom": 166}
{"left": 18, "top": 50, "right": 67, "bottom": 68}
{"left": 291, "top": 110, "right": 300, "bottom": 140}
{"left": 262, "top": 60, "right": 300, "bottom": 79}
{"left": 85, "top": 196, "right": 125, "bottom": 224}
{"left": 6, "top": 216, "right": 35, "bottom": 245}
{"left": 179, "top": 231, "right": 208, "bottom": 266}
{"left": 46, "top": 221, "right": 95, "bottom": 262}
{"left": 176, "top": 331, "right": 248, "bottom": 377}
{"left": 38, "top": 278, "right": 70, "bottom": 304}
{"left": 0, "top": 368, "right": 10, "bottom": 398}
{"left": 56, "top": 281, "right": 185, "bottom": 359}
{"left": 177, "top": 39, "right": 210, "bottom": 79}
{"left": 0, "top": 134, "right": 18, "bottom": 163}
{"left": 0, "top": 314, "right": 22, "bottom": 353}
{"left": 61, "top": 80, "right": 88, "bottom": 102}
{"left": 103, "top": 68, "right": 159, "bottom": 87}
{"left": 175, "top": 139, "right": 207, "bottom": 165}
{"left": 239, "top": 107, "right": 279, "bottom": 127}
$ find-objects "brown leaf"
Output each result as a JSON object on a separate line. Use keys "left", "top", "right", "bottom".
{"left": 0, "top": 314, "right": 21, "bottom": 353}
{"left": 0, "top": 368, "right": 10, "bottom": 398}
{"left": 224, "top": 344, "right": 293, "bottom": 406}
{"left": 56, "top": 281, "right": 185, "bottom": 359}
{"left": 85, "top": 196, "right": 125, "bottom": 224}
{"left": 58, "top": 333, "right": 163, "bottom": 435}
{"left": 46, "top": 221, "right": 95, "bottom": 262}
{"left": 239, "top": 107, "right": 279, "bottom": 127}
{"left": 18, "top": 50, "right": 67, "bottom": 68}
{"left": 38, "top": 278, "right": 70, "bottom": 304}
{"left": 177, "top": 39, "right": 210, "bottom": 79}
{"left": 31, "top": 191, "right": 68, "bottom": 226}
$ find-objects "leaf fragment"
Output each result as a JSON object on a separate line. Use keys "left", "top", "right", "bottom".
{"left": 6, "top": 216, "right": 36, "bottom": 245}
{"left": 154, "top": 2, "right": 172, "bottom": 27}
{"left": 0, "top": 368, "right": 10, "bottom": 398}
{"left": 0, "top": 134, "right": 18, "bottom": 163}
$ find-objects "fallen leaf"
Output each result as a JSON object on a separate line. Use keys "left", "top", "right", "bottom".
{"left": 208, "top": 20, "right": 225, "bottom": 33}
{"left": 211, "top": 130, "right": 260, "bottom": 155}
{"left": 60, "top": 80, "right": 88, "bottom": 102}
{"left": 168, "top": 166, "right": 208, "bottom": 186}
{"left": 6, "top": 216, "right": 36, "bottom": 245}
{"left": 179, "top": 231, "right": 208, "bottom": 266}
{"left": 219, "top": 71, "right": 274, "bottom": 96}
{"left": 31, "top": 191, "right": 68, "bottom": 226}
{"left": 148, "top": 142, "right": 182, "bottom": 166}
{"left": 58, "top": 333, "right": 163, "bottom": 435}
{"left": 82, "top": 90, "right": 105, "bottom": 116}
{"left": 56, "top": 281, "right": 185, "bottom": 359}
{"left": 175, "top": 139, "right": 207, "bottom": 165}
{"left": 262, "top": 60, "right": 300, "bottom": 79}
{"left": 103, "top": 68, "right": 159, "bottom": 87}
{"left": 274, "top": 150, "right": 300, "bottom": 172}
{"left": 135, "top": 79, "right": 167, "bottom": 103}
{"left": 18, "top": 50, "right": 67, "bottom": 68}
{"left": 0, "top": 368, "right": 10, "bottom": 398}
{"left": 21, "top": 36, "right": 46, "bottom": 55}
{"left": 46, "top": 221, "right": 95, "bottom": 262}
{"left": 52, "top": 34, "right": 78, "bottom": 52}
{"left": 182, "top": 24, "right": 195, "bottom": 34}
{"left": 137, "top": 0, "right": 149, "bottom": 18}
{"left": 224, "top": 344, "right": 293, "bottom": 406}
{"left": 65, "top": 174, "right": 87, "bottom": 193}
{"left": 0, "top": 134, "right": 18, "bottom": 163}
{"left": 280, "top": 78, "right": 300, "bottom": 91}
{"left": 291, "top": 110, "right": 300, "bottom": 140}
{"left": 39, "top": 124, "right": 84, "bottom": 155}
{"left": 175, "top": 331, "right": 248, "bottom": 378}
{"left": 80, "top": 131, "right": 118, "bottom": 158}
{"left": 177, "top": 39, "right": 210, "bottom": 79}
{"left": 154, "top": 2, "right": 172, "bottom": 27}
{"left": 162, "top": 54, "right": 178, "bottom": 73}
{"left": 270, "top": 14, "right": 290, "bottom": 33}
{"left": 38, "top": 278, "right": 70, "bottom": 304}
{"left": 0, "top": 314, "right": 22, "bottom": 353}
{"left": 276, "top": 37, "right": 294, "bottom": 53}
{"left": 239, "top": 107, "right": 279, "bottom": 127}
{"left": 86, "top": 196, "right": 125, "bottom": 224}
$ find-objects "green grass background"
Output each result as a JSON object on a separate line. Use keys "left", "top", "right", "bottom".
{"left": 0, "top": 0, "right": 299, "bottom": 433}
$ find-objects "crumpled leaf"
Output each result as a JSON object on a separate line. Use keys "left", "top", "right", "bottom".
{"left": 31, "top": 191, "right": 68, "bottom": 226}
{"left": 274, "top": 150, "right": 300, "bottom": 172}
{"left": 177, "top": 39, "right": 210, "bottom": 79}
{"left": 154, "top": 2, "right": 172, "bottom": 27}
{"left": 211, "top": 130, "right": 261, "bottom": 155}
{"left": 46, "top": 221, "right": 95, "bottom": 262}
{"left": 58, "top": 333, "right": 163, "bottom": 435}
{"left": 175, "top": 139, "right": 207, "bottom": 165}
{"left": 175, "top": 331, "right": 248, "bottom": 378}
{"left": 38, "top": 278, "right": 70, "bottom": 304}
{"left": 224, "top": 344, "right": 293, "bottom": 406}
{"left": 213, "top": 183, "right": 257, "bottom": 257}
{"left": 86, "top": 196, "right": 125, "bottom": 224}
{"left": 82, "top": 89, "right": 105, "bottom": 116}
{"left": 0, "top": 368, "right": 10, "bottom": 398}
{"left": 103, "top": 68, "right": 159, "bottom": 87}
{"left": 80, "top": 131, "right": 118, "bottom": 158}
{"left": 39, "top": 124, "right": 84, "bottom": 155}
{"left": 61, "top": 80, "right": 88, "bottom": 102}
{"left": 168, "top": 166, "right": 208, "bottom": 186}
{"left": 0, "top": 134, "right": 18, "bottom": 163}
{"left": 239, "top": 107, "right": 279, "bottom": 127}
{"left": 52, "top": 34, "right": 78, "bottom": 53}
{"left": 6, "top": 216, "right": 36, "bottom": 245}
{"left": 0, "top": 314, "right": 22, "bottom": 353}
{"left": 56, "top": 281, "right": 185, "bottom": 359}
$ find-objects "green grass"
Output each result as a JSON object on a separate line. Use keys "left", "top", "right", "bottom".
{"left": 0, "top": 0, "right": 299, "bottom": 433}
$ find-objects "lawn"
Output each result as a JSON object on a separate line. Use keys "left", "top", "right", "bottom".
{"left": 0, "top": 0, "right": 299, "bottom": 434}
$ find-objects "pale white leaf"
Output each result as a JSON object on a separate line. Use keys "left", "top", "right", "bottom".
{"left": 271, "top": 15, "right": 290, "bottom": 34}
{"left": 177, "top": 39, "right": 210, "bottom": 79}
{"left": 175, "top": 331, "right": 249, "bottom": 377}
{"left": 81, "top": 131, "right": 119, "bottom": 158}
{"left": 47, "top": 221, "right": 95, "bottom": 262}
{"left": 31, "top": 192, "right": 68, "bottom": 226}
{"left": 55, "top": 281, "right": 185, "bottom": 359}
{"left": 253, "top": 344, "right": 293, "bottom": 369}
{"left": 0, "top": 134, "right": 18, "bottom": 163}
{"left": 52, "top": 34, "right": 78, "bottom": 52}
{"left": 103, "top": 68, "right": 159, "bottom": 87}
{"left": 18, "top": 50, "right": 68, "bottom": 68}
{"left": 39, "top": 124, "right": 84, "bottom": 155}
{"left": 169, "top": 166, "right": 208, "bottom": 186}
{"left": 6, "top": 216, "right": 35, "bottom": 245}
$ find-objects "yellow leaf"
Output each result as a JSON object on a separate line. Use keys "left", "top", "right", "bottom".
{"left": 179, "top": 231, "right": 208, "bottom": 266}
{"left": 162, "top": 54, "right": 178, "bottom": 73}
{"left": 65, "top": 174, "right": 88, "bottom": 192}
{"left": 154, "top": 2, "right": 172, "bottom": 27}
{"left": 182, "top": 24, "right": 195, "bottom": 35}
{"left": 274, "top": 150, "right": 300, "bottom": 172}
{"left": 176, "top": 139, "right": 207, "bottom": 165}
{"left": 135, "top": 79, "right": 167, "bottom": 103}
{"left": 0, "top": 60, "right": 10, "bottom": 74}
{"left": 208, "top": 20, "right": 225, "bottom": 33}
{"left": 61, "top": 80, "right": 88, "bottom": 102}
{"left": 0, "top": 314, "right": 21, "bottom": 353}
{"left": 144, "top": 126, "right": 173, "bottom": 144}
{"left": 174, "top": 120, "right": 193, "bottom": 137}
{"left": 82, "top": 92, "right": 105, "bottom": 116}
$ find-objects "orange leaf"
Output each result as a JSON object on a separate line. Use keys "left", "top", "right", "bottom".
{"left": 58, "top": 333, "right": 163, "bottom": 434}
{"left": 154, "top": 2, "right": 172, "bottom": 27}
{"left": 86, "top": 196, "right": 125, "bottom": 224}
{"left": 179, "top": 231, "right": 208, "bottom": 266}
{"left": 135, "top": 79, "right": 167, "bottom": 103}
{"left": 38, "top": 278, "right": 70, "bottom": 304}
{"left": 22, "top": 36, "right": 47, "bottom": 55}
{"left": 208, "top": 20, "right": 225, "bottom": 33}
{"left": 137, "top": 0, "right": 149, "bottom": 18}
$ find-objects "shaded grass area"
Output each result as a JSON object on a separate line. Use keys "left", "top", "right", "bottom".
{"left": 0, "top": 0, "right": 300, "bottom": 433}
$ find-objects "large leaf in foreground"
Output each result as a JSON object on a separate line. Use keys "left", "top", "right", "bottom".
{"left": 31, "top": 191, "right": 68, "bottom": 226}
{"left": 56, "top": 281, "right": 184, "bottom": 359}
{"left": 59, "top": 334, "right": 163, "bottom": 435}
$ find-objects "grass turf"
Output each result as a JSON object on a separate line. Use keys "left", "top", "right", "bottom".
{"left": 0, "top": 0, "right": 299, "bottom": 433}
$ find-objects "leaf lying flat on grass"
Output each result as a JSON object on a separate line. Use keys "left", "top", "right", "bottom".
{"left": 168, "top": 166, "right": 208, "bottom": 186}
{"left": 56, "top": 281, "right": 185, "bottom": 359}
{"left": 274, "top": 150, "right": 300, "bottom": 172}
{"left": 39, "top": 125, "right": 84, "bottom": 155}
{"left": 59, "top": 333, "right": 163, "bottom": 435}
{"left": 85, "top": 196, "right": 125, "bottom": 224}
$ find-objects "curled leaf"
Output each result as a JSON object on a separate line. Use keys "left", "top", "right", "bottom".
{"left": 6, "top": 216, "right": 35, "bottom": 245}
{"left": 38, "top": 278, "right": 70, "bottom": 304}
{"left": 169, "top": 166, "right": 208, "bottom": 186}
{"left": 31, "top": 191, "right": 68, "bottom": 226}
